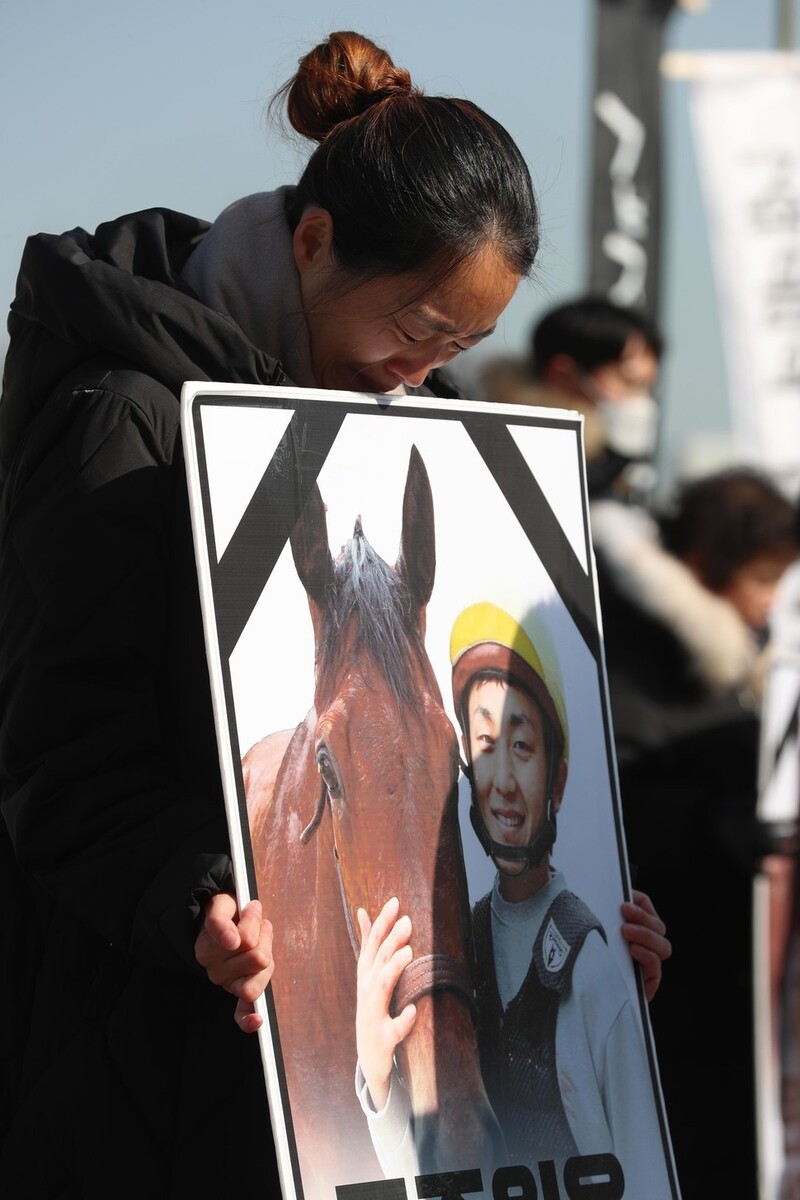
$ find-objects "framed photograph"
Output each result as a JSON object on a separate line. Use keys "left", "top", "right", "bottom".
{"left": 181, "top": 383, "right": 680, "bottom": 1200}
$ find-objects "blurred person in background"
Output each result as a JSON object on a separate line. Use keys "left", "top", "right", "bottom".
{"left": 481, "top": 294, "right": 664, "bottom": 503}
{"left": 590, "top": 467, "right": 799, "bottom": 1200}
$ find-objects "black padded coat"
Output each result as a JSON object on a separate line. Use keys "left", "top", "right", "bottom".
{"left": 0, "top": 204, "right": 459, "bottom": 1199}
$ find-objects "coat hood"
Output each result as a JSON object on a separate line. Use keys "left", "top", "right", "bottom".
{"left": 590, "top": 498, "right": 760, "bottom": 693}
{"left": 0, "top": 208, "right": 286, "bottom": 487}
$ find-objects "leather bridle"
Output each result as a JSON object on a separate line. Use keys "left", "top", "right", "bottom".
{"left": 300, "top": 779, "right": 477, "bottom": 1019}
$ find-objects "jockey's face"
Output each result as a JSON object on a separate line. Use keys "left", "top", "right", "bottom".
{"left": 465, "top": 678, "right": 566, "bottom": 885}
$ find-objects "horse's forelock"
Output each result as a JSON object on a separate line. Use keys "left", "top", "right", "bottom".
{"left": 319, "top": 535, "right": 427, "bottom": 706}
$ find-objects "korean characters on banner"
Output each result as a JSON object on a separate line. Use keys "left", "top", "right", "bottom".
{"left": 181, "top": 385, "right": 681, "bottom": 1200}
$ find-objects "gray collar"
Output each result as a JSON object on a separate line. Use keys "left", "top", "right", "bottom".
{"left": 181, "top": 186, "right": 316, "bottom": 387}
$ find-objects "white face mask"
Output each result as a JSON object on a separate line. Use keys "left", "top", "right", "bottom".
{"left": 596, "top": 393, "right": 659, "bottom": 459}
{"left": 579, "top": 373, "right": 659, "bottom": 459}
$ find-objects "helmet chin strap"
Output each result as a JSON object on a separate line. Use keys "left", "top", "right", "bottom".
{"left": 468, "top": 795, "right": 557, "bottom": 879}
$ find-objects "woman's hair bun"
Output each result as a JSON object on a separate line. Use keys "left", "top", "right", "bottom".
{"left": 283, "top": 31, "right": 416, "bottom": 142}
{"left": 279, "top": 28, "right": 539, "bottom": 285}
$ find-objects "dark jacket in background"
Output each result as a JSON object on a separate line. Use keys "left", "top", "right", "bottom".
{"left": 591, "top": 498, "right": 763, "bottom": 1200}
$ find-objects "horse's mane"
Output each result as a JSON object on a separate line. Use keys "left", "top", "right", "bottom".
{"left": 318, "top": 529, "right": 428, "bottom": 707}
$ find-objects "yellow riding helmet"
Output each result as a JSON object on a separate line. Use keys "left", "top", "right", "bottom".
{"left": 449, "top": 601, "right": 569, "bottom": 762}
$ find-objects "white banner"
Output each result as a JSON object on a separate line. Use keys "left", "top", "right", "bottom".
{"left": 685, "top": 53, "right": 800, "bottom": 492}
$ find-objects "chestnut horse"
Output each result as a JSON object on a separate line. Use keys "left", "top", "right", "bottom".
{"left": 244, "top": 446, "right": 501, "bottom": 1197}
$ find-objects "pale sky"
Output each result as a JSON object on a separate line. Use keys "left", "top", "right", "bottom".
{"left": 1, "top": 0, "right": 793, "bottom": 487}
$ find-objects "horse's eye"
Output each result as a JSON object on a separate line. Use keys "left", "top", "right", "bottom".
{"left": 316, "top": 749, "right": 343, "bottom": 801}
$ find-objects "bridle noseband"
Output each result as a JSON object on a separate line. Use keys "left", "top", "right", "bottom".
{"left": 389, "top": 951, "right": 475, "bottom": 1019}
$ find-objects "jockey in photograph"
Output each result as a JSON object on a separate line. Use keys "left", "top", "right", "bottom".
{"left": 355, "top": 602, "right": 669, "bottom": 1189}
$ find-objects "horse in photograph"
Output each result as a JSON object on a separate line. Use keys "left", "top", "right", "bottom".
{"left": 245, "top": 446, "right": 499, "bottom": 1194}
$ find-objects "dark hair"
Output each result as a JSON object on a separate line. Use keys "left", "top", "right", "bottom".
{"left": 658, "top": 468, "right": 798, "bottom": 592}
{"left": 274, "top": 31, "right": 539, "bottom": 282}
{"left": 530, "top": 295, "right": 664, "bottom": 377}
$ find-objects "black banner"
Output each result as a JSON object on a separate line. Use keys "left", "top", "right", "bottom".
{"left": 588, "top": 0, "right": 678, "bottom": 320}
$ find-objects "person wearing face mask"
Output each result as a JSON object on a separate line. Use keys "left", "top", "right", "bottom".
{"left": 592, "top": 467, "right": 799, "bottom": 1200}
{"left": 0, "top": 30, "right": 541, "bottom": 1199}
{"left": 480, "top": 294, "right": 664, "bottom": 503}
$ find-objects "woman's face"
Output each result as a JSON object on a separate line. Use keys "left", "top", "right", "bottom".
{"left": 293, "top": 209, "right": 520, "bottom": 394}
{"left": 719, "top": 553, "right": 794, "bottom": 631}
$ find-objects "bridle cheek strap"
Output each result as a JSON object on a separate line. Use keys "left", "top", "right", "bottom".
{"left": 303, "top": 784, "right": 477, "bottom": 1023}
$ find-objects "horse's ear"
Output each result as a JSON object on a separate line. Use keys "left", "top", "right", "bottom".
{"left": 396, "top": 444, "right": 435, "bottom": 606}
{"left": 291, "top": 483, "right": 334, "bottom": 607}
